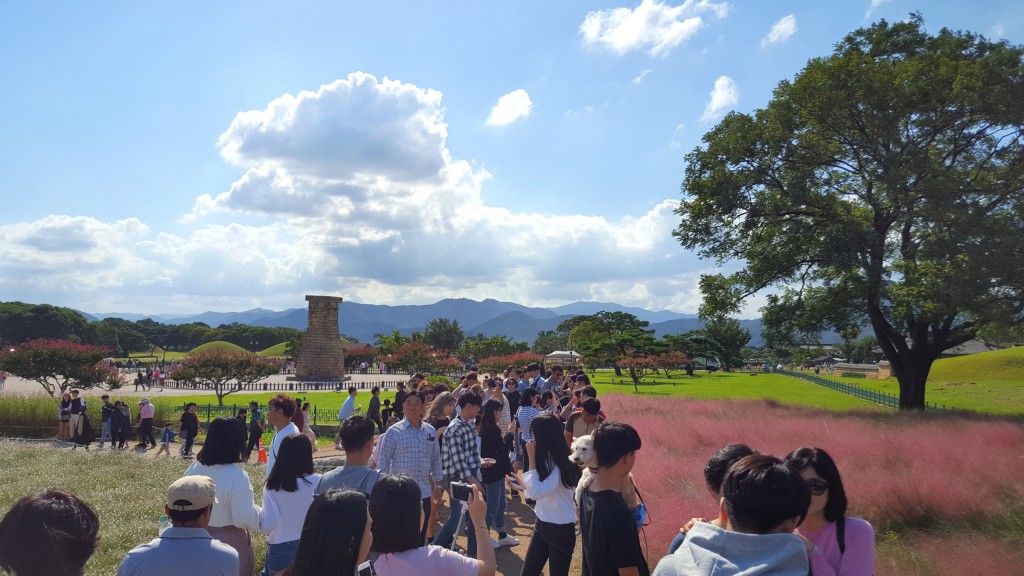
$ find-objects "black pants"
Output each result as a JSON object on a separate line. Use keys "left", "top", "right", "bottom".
{"left": 369, "top": 414, "right": 384, "bottom": 434}
{"left": 244, "top": 429, "right": 261, "bottom": 460}
{"left": 138, "top": 418, "right": 156, "bottom": 446}
{"left": 181, "top": 430, "right": 196, "bottom": 455}
{"left": 521, "top": 520, "right": 576, "bottom": 576}
{"left": 420, "top": 497, "right": 432, "bottom": 545}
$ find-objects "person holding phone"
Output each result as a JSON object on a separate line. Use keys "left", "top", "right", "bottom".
{"left": 369, "top": 475, "right": 496, "bottom": 576}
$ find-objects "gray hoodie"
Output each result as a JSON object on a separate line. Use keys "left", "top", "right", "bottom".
{"left": 653, "top": 522, "right": 809, "bottom": 576}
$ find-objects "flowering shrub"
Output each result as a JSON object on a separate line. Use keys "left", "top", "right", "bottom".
{"left": 0, "top": 339, "right": 116, "bottom": 398}
{"left": 603, "top": 394, "right": 1024, "bottom": 571}
{"left": 171, "top": 350, "right": 280, "bottom": 405}
{"left": 475, "top": 352, "right": 544, "bottom": 372}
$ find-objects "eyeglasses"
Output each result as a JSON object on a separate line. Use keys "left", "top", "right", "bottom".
{"left": 805, "top": 479, "right": 829, "bottom": 496}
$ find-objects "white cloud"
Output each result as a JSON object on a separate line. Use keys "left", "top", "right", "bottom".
{"left": 991, "top": 23, "right": 1006, "bottom": 39}
{"left": 486, "top": 89, "right": 533, "bottom": 126}
{"left": 632, "top": 69, "right": 653, "bottom": 84}
{"left": 865, "top": 0, "right": 890, "bottom": 18}
{"left": 761, "top": 15, "right": 797, "bottom": 47}
{"left": 0, "top": 72, "right": 718, "bottom": 315}
{"left": 580, "top": 0, "right": 730, "bottom": 57}
{"left": 701, "top": 75, "right": 738, "bottom": 122}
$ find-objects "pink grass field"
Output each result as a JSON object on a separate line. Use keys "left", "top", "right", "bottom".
{"left": 603, "top": 394, "right": 1024, "bottom": 574}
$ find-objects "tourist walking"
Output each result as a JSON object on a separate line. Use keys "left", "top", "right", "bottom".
{"left": 58, "top": 392, "right": 72, "bottom": 441}
{"left": 180, "top": 402, "right": 200, "bottom": 456}
{"left": 258, "top": 434, "right": 321, "bottom": 575}
{"left": 98, "top": 394, "right": 115, "bottom": 449}
{"left": 244, "top": 401, "right": 264, "bottom": 462}
{"left": 266, "top": 394, "right": 301, "bottom": 478}
{"left": 136, "top": 398, "right": 156, "bottom": 449}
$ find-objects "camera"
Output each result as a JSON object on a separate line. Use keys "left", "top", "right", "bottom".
{"left": 450, "top": 481, "right": 473, "bottom": 501}
{"left": 357, "top": 561, "right": 377, "bottom": 576}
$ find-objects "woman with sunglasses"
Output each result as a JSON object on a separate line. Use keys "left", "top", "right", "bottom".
{"left": 785, "top": 447, "right": 874, "bottom": 576}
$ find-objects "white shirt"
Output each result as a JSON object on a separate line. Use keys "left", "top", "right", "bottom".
{"left": 183, "top": 462, "right": 262, "bottom": 530}
{"left": 268, "top": 423, "right": 301, "bottom": 477}
{"left": 522, "top": 465, "right": 576, "bottom": 524}
{"left": 259, "top": 473, "right": 322, "bottom": 544}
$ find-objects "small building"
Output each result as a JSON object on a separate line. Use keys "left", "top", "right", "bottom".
{"left": 544, "top": 350, "right": 581, "bottom": 365}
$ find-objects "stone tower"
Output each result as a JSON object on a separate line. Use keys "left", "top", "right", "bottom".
{"left": 295, "top": 295, "right": 346, "bottom": 381}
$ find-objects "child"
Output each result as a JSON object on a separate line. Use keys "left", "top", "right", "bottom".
{"left": 380, "top": 398, "right": 395, "bottom": 428}
{"left": 579, "top": 420, "right": 648, "bottom": 576}
{"left": 155, "top": 421, "right": 177, "bottom": 455}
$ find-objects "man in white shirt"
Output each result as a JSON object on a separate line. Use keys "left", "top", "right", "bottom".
{"left": 266, "top": 393, "right": 300, "bottom": 477}
{"left": 336, "top": 386, "right": 358, "bottom": 450}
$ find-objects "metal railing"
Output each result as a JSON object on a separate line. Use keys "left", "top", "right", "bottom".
{"left": 779, "top": 370, "right": 960, "bottom": 411}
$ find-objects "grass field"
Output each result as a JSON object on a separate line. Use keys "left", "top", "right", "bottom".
{"left": 793, "top": 346, "right": 1024, "bottom": 414}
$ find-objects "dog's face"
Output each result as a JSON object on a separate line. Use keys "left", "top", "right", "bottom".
{"left": 570, "top": 434, "right": 597, "bottom": 466}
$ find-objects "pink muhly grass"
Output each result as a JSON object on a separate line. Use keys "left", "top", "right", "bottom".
{"left": 603, "top": 394, "right": 1024, "bottom": 561}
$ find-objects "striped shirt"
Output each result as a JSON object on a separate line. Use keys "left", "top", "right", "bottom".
{"left": 377, "top": 418, "right": 443, "bottom": 498}
{"left": 517, "top": 406, "right": 541, "bottom": 442}
{"left": 441, "top": 415, "right": 480, "bottom": 482}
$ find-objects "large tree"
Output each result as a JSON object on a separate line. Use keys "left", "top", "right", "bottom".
{"left": 700, "top": 317, "right": 752, "bottom": 370}
{"left": 675, "top": 15, "right": 1024, "bottom": 409}
{"left": 0, "top": 339, "right": 123, "bottom": 400}
{"left": 169, "top": 350, "right": 280, "bottom": 406}
{"left": 422, "top": 318, "right": 465, "bottom": 353}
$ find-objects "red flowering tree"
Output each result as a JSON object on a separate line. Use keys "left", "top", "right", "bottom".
{"left": 384, "top": 342, "right": 445, "bottom": 375}
{"left": 653, "top": 351, "right": 693, "bottom": 379}
{"left": 170, "top": 350, "right": 280, "bottom": 405}
{"left": 0, "top": 339, "right": 125, "bottom": 401}
{"left": 616, "top": 351, "right": 660, "bottom": 392}
{"left": 476, "top": 352, "right": 545, "bottom": 373}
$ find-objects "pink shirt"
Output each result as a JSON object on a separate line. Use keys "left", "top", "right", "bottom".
{"left": 373, "top": 545, "right": 478, "bottom": 576}
{"left": 139, "top": 403, "right": 155, "bottom": 419}
{"left": 797, "top": 516, "right": 875, "bottom": 576}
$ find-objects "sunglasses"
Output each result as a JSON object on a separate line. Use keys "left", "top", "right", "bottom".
{"left": 805, "top": 479, "right": 829, "bottom": 496}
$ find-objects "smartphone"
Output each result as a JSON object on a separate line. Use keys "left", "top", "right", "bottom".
{"left": 357, "top": 561, "right": 376, "bottom": 576}
{"left": 450, "top": 481, "right": 473, "bottom": 501}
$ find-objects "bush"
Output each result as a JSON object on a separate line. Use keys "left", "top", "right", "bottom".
{"left": 423, "top": 375, "right": 454, "bottom": 390}
{"left": 0, "top": 396, "right": 177, "bottom": 438}
{"left": 842, "top": 371, "right": 868, "bottom": 378}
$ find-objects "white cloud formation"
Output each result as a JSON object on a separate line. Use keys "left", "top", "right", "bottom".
{"left": 865, "top": 0, "right": 891, "bottom": 18}
{"left": 580, "top": 0, "right": 730, "bottom": 57}
{"left": 632, "top": 69, "right": 653, "bottom": 84}
{"left": 486, "top": 89, "right": 533, "bottom": 126}
{"left": 761, "top": 15, "right": 797, "bottom": 47}
{"left": 1, "top": 72, "right": 719, "bottom": 315}
{"left": 701, "top": 75, "right": 738, "bottom": 122}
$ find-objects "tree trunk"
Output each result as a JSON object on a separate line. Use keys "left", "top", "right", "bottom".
{"left": 888, "top": 350, "right": 932, "bottom": 410}
{"left": 613, "top": 365, "right": 623, "bottom": 377}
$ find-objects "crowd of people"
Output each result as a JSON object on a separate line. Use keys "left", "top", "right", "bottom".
{"left": 0, "top": 364, "right": 875, "bottom": 576}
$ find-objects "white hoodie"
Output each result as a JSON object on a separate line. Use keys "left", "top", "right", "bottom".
{"left": 653, "top": 522, "right": 809, "bottom": 576}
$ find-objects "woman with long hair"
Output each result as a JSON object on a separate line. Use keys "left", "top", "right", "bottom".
{"left": 479, "top": 399, "right": 518, "bottom": 548}
{"left": 259, "top": 434, "right": 322, "bottom": 575}
{"left": 300, "top": 402, "right": 318, "bottom": 451}
{"left": 785, "top": 447, "right": 875, "bottom": 576}
{"left": 58, "top": 392, "right": 72, "bottom": 441}
{"left": 184, "top": 417, "right": 262, "bottom": 576}
{"left": 278, "top": 489, "right": 371, "bottom": 576}
{"left": 369, "top": 475, "right": 495, "bottom": 576}
{"left": 513, "top": 413, "right": 581, "bottom": 576}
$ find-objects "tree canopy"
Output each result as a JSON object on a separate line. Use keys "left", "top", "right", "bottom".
{"left": 675, "top": 15, "right": 1024, "bottom": 409}
{"left": 0, "top": 339, "right": 124, "bottom": 400}
{"left": 169, "top": 350, "right": 280, "bottom": 406}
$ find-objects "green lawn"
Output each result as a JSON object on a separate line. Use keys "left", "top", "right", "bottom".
{"left": 589, "top": 370, "right": 885, "bottom": 412}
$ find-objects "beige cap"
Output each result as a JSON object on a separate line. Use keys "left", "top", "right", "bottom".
{"left": 166, "top": 476, "right": 217, "bottom": 511}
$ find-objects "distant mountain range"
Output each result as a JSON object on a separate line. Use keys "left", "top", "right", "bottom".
{"left": 90, "top": 298, "right": 786, "bottom": 346}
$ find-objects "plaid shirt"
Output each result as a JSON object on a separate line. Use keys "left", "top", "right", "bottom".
{"left": 377, "top": 418, "right": 443, "bottom": 498}
{"left": 441, "top": 415, "right": 480, "bottom": 482}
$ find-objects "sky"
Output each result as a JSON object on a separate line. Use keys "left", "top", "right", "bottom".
{"left": 1, "top": 1, "right": 1021, "bottom": 316}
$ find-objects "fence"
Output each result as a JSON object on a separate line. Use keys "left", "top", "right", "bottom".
{"left": 184, "top": 403, "right": 342, "bottom": 426}
{"left": 143, "top": 379, "right": 411, "bottom": 392}
{"left": 779, "top": 370, "right": 961, "bottom": 411}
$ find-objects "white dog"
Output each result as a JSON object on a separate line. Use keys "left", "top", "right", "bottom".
{"left": 570, "top": 434, "right": 640, "bottom": 508}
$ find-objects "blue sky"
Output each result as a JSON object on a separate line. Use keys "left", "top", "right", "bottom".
{"left": 1, "top": 1, "right": 1020, "bottom": 316}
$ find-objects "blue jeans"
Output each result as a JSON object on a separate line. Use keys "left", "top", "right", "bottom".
{"left": 98, "top": 421, "right": 111, "bottom": 448}
{"left": 483, "top": 479, "right": 507, "bottom": 534}
{"left": 669, "top": 532, "right": 686, "bottom": 553}
{"left": 263, "top": 539, "right": 299, "bottom": 575}
{"left": 433, "top": 475, "right": 477, "bottom": 557}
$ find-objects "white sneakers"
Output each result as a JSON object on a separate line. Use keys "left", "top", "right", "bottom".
{"left": 491, "top": 535, "right": 520, "bottom": 548}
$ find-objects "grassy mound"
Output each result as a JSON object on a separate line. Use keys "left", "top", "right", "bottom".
{"left": 256, "top": 342, "right": 288, "bottom": 357}
{"left": 928, "top": 346, "right": 1024, "bottom": 384}
{"left": 189, "top": 340, "right": 248, "bottom": 354}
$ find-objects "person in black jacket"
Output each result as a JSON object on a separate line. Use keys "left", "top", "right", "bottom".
{"left": 479, "top": 399, "right": 519, "bottom": 548}
{"left": 179, "top": 402, "right": 200, "bottom": 456}
{"left": 98, "top": 395, "right": 115, "bottom": 449}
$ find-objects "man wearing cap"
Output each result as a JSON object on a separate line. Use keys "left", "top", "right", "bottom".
{"left": 136, "top": 397, "right": 157, "bottom": 449}
{"left": 116, "top": 476, "right": 239, "bottom": 576}
{"left": 98, "top": 394, "right": 115, "bottom": 449}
